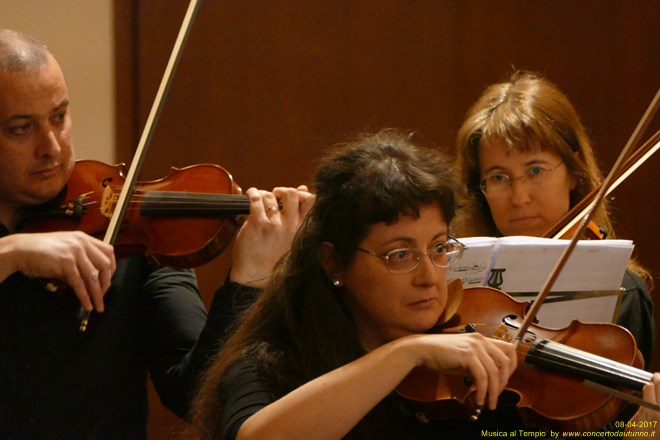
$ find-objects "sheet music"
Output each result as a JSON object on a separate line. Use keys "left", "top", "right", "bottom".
{"left": 449, "top": 236, "right": 633, "bottom": 292}
{"left": 449, "top": 236, "right": 633, "bottom": 326}
{"left": 447, "top": 237, "right": 498, "bottom": 287}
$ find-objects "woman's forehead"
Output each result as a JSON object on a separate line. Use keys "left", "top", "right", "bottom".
{"left": 361, "top": 204, "right": 448, "bottom": 244}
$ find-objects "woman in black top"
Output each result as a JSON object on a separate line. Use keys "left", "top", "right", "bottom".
{"left": 191, "top": 129, "right": 660, "bottom": 439}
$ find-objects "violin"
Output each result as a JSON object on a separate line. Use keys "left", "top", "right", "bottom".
{"left": 396, "top": 286, "right": 651, "bottom": 432}
{"left": 556, "top": 220, "right": 607, "bottom": 240}
{"left": 19, "top": 159, "right": 253, "bottom": 268}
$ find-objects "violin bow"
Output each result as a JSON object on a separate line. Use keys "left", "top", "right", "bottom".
{"left": 513, "top": 87, "right": 660, "bottom": 343}
{"left": 508, "top": 88, "right": 660, "bottom": 410}
{"left": 546, "top": 130, "right": 660, "bottom": 239}
{"left": 583, "top": 380, "right": 660, "bottom": 412}
{"left": 79, "top": 0, "right": 202, "bottom": 331}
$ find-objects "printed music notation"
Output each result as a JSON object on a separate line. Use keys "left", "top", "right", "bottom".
{"left": 448, "top": 236, "right": 633, "bottom": 293}
{"left": 448, "top": 236, "right": 634, "bottom": 327}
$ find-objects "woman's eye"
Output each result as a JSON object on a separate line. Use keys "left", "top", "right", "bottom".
{"left": 431, "top": 243, "right": 445, "bottom": 255}
{"left": 390, "top": 249, "right": 412, "bottom": 261}
{"left": 490, "top": 174, "right": 509, "bottom": 183}
{"left": 528, "top": 166, "right": 544, "bottom": 177}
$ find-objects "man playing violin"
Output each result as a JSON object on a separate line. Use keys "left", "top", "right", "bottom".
{"left": 0, "top": 28, "right": 313, "bottom": 439}
{"left": 454, "top": 70, "right": 655, "bottom": 368}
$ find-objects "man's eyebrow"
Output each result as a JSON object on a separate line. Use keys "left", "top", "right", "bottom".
{"left": 1, "top": 100, "right": 70, "bottom": 126}
{"left": 8, "top": 114, "right": 31, "bottom": 120}
{"left": 1, "top": 114, "right": 31, "bottom": 126}
{"left": 53, "top": 99, "right": 70, "bottom": 111}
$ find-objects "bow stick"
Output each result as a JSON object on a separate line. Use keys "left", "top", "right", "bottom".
{"left": 79, "top": 0, "right": 202, "bottom": 331}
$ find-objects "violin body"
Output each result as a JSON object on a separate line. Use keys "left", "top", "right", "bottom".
{"left": 20, "top": 160, "right": 249, "bottom": 267}
{"left": 397, "top": 286, "right": 647, "bottom": 432}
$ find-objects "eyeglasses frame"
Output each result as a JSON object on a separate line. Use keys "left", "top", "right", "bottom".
{"left": 355, "top": 235, "right": 466, "bottom": 273}
{"left": 479, "top": 160, "right": 565, "bottom": 197}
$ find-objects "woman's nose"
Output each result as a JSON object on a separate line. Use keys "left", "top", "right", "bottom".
{"left": 414, "top": 252, "right": 442, "bottom": 285}
{"left": 509, "top": 176, "right": 533, "bottom": 205}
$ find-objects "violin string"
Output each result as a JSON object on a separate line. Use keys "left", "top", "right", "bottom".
{"left": 503, "top": 339, "right": 654, "bottom": 414}
{"left": 447, "top": 326, "right": 650, "bottom": 413}
{"left": 519, "top": 339, "right": 650, "bottom": 389}
{"left": 472, "top": 321, "right": 650, "bottom": 386}
{"left": 446, "top": 326, "right": 650, "bottom": 407}
{"left": 90, "top": 191, "right": 240, "bottom": 213}
{"left": 78, "top": 187, "right": 251, "bottom": 210}
{"left": 539, "top": 341, "right": 651, "bottom": 382}
{"left": 81, "top": 187, "right": 249, "bottom": 198}
{"left": 112, "top": 188, "right": 250, "bottom": 203}
{"left": 515, "top": 336, "right": 646, "bottom": 381}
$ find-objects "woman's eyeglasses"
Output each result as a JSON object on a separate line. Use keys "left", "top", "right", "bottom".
{"left": 480, "top": 161, "right": 565, "bottom": 199}
{"left": 356, "top": 236, "right": 465, "bottom": 273}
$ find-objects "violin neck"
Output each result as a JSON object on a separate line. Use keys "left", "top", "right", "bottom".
{"left": 140, "top": 191, "right": 251, "bottom": 216}
{"left": 526, "top": 339, "right": 651, "bottom": 391}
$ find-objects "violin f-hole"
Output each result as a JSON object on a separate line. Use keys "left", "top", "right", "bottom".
{"left": 503, "top": 315, "right": 536, "bottom": 343}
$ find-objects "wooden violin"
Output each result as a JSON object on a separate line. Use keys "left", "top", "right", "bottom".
{"left": 396, "top": 285, "right": 650, "bottom": 432}
{"left": 19, "top": 159, "right": 255, "bottom": 268}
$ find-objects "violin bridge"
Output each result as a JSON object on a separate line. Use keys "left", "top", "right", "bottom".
{"left": 493, "top": 323, "right": 513, "bottom": 342}
{"left": 100, "top": 186, "right": 115, "bottom": 219}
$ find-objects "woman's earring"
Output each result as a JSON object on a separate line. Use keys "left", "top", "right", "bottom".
{"left": 333, "top": 279, "right": 343, "bottom": 287}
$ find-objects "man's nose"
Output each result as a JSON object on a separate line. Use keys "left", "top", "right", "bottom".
{"left": 36, "top": 129, "right": 62, "bottom": 157}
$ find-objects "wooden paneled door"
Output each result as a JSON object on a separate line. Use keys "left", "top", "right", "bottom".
{"left": 113, "top": 1, "right": 659, "bottom": 437}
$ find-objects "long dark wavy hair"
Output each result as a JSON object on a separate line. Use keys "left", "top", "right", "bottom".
{"left": 190, "top": 128, "right": 461, "bottom": 439}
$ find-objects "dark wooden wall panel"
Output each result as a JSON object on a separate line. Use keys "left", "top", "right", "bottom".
{"left": 113, "top": 1, "right": 659, "bottom": 437}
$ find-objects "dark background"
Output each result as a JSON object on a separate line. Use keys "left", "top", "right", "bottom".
{"left": 112, "top": 1, "right": 658, "bottom": 437}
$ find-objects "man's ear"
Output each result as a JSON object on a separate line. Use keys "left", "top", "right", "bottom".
{"left": 318, "top": 242, "right": 344, "bottom": 286}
